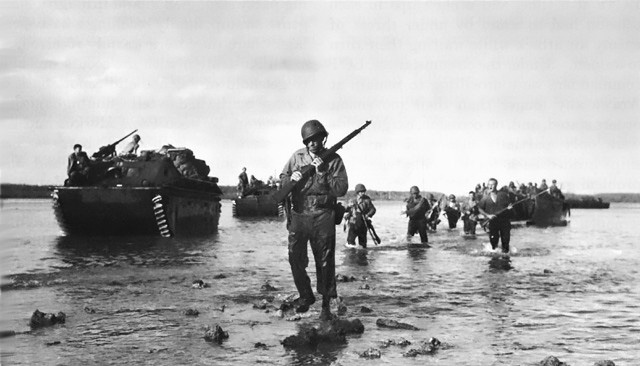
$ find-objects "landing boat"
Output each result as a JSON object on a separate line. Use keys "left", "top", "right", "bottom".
{"left": 527, "top": 193, "right": 570, "bottom": 227}
{"left": 51, "top": 146, "right": 222, "bottom": 237}
{"left": 232, "top": 186, "right": 284, "bottom": 217}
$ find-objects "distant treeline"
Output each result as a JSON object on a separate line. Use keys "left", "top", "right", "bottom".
{"left": 564, "top": 193, "right": 610, "bottom": 208}
{"left": 587, "top": 193, "right": 640, "bottom": 204}
{"left": 1, "top": 184, "right": 52, "bottom": 198}
{"left": 3, "top": 184, "right": 640, "bottom": 203}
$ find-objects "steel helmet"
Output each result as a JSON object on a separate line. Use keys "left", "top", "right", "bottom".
{"left": 133, "top": 134, "right": 141, "bottom": 142}
{"left": 449, "top": 194, "right": 456, "bottom": 200}
{"left": 301, "top": 120, "right": 328, "bottom": 144}
{"left": 355, "top": 183, "right": 366, "bottom": 193}
{"left": 410, "top": 186, "right": 420, "bottom": 194}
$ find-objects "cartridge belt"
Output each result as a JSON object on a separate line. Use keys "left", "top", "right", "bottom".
{"left": 293, "top": 194, "right": 336, "bottom": 213}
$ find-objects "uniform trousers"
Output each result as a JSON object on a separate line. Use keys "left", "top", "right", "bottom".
{"left": 288, "top": 209, "right": 337, "bottom": 301}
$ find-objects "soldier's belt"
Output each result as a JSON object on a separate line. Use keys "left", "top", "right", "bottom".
{"left": 293, "top": 194, "right": 336, "bottom": 213}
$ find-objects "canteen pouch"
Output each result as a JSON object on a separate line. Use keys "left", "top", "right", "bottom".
{"left": 333, "top": 202, "right": 346, "bottom": 225}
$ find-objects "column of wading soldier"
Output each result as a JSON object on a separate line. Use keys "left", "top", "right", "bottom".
{"left": 343, "top": 183, "right": 377, "bottom": 249}
{"left": 279, "top": 120, "right": 348, "bottom": 321}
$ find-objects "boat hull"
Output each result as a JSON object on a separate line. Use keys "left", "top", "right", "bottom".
{"left": 527, "top": 194, "right": 570, "bottom": 227}
{"left": 232, "top": 195, "right": 282, "bottom": 217}
{"left": 51, "top": 186, "right": 220, "bottom": 236}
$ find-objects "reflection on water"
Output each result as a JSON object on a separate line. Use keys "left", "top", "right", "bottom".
{"left": 488, "top": 256, "right": 513, "bottom": 272}
{"left": 54, "top": 234, "right": 220, "bottom": 268}
{"left": 342, "top": 249, "right": 369, "bottom": 267}
{"left": 286, "top": 340, "right": 345, "bottom": 366}
{"left": 2, "top": 200, "right": 640, "bottom": 365}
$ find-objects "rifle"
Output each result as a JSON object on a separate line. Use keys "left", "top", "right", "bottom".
{"left": 365, "top": 217, "right": 381, "bottom": 245}
{"left": 480, "top": 189, "right": 549, "bottom": 229}
{"left": 426, "top": 195, "right": 444, "bottom": 220}
{"left": 354, "top": 198, "right": 381, "bottom": 245}
{"left": 92, "top": 129, "right": 138, "bottom": 159}
{"left": 272, "top": 121, "right": 372, "bottom": 203}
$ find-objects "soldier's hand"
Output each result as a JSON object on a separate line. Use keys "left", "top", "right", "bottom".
{"left": 311, "top": 157, "right": 325, "bottom": 173}
{"left": 507, "top": 204, "right": 513, "bottom": 210}
{"left": 291, "top": 171, "right": 302, "bottom": 181}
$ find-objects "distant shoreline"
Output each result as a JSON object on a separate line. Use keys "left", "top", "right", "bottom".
{"left": 2, "top": 183, "right": 639, "bottom": 203}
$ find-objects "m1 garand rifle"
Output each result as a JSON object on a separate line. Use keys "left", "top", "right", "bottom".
{"left": 272, "top": 121, "right": 372, "bottom": 203}
{"left": 364, "top": 216, "right": 381, "bottom": 245}
{"left": 426, "top": 194, "right": 445, "bottom": 230}
{"left": 92, "top": 129, "right": 138, "bottom": 160}
{"left": 480, "top": 188, "right": 550, "bottom": 230}
{"left": 353, "top": 199, "right": 381, "bottom": 245}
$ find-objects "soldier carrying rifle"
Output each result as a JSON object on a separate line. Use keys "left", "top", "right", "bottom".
{"left": 343, "top": 183, "right": 377, "bottom": 249}
{"left": 277, "top": 119, "right": 370, "bottom": 321}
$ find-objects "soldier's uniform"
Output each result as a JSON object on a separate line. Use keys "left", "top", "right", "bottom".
{"left": 405, "top": 186, "right": 430, "bottom": 243}
{"left": 67, "top": 145, "right": 91, "bottom": 186}
{"left": 344, "top": 184, "right": 376, "bottom": 248}
{"left": 479, "top": 190, "right": 512, "bottom": 253}
{"left": 280, "top": 120, "right": 348, "bottom": 315}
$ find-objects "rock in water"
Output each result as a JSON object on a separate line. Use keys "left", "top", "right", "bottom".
{"left": 403, "top": 337, "right": 442, "bottom": 357}
{"left": 359, "top": 348, "right": 382, "bottom": 359}
{"left": 325, "top": 318, "right": 365, "bottom": 335}
{"left": 335, "top": 274, "right": 357, "bottom": 282}
{"left": 593, "top": 362, "right": 615, "bottom": 366}
{"left": 204, "top": 325, "right": 229, "bottom": 343}
{"left": 192, "top": 279, "right": 209, "bottom": 289}
{"left": 380, "top": 338, "right": 411, "bottom": 348}
{"left": 376, "top": 318, "right": 419, "bottom": 330}
{"left": 260, "top": 282, "right": 279, "bottom": 291}
{"left": 29, "top": 310, "right": 66, "bottom": 329}
{"left": 281, "top": 326, "right": 319, "bottom": 348}
{"left": 540, "top": 356, "right": 567, "bottom": 366}
{"left": 183, "top": 308, "right": 199, "bottom": 316}
{"left": 281, "top": 318, "right": 365, "bottom": 349}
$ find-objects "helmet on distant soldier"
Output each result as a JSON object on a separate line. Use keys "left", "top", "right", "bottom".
{"left": 355, "top": 183, "right": 366, "bottom": 193}
{"left": 301, "top": 120, "right": 328, "bottom": 144}
{"left": 410, "top": 186, "right": 420, "bottom": 194}
{"left": 449, "top": 194, "right": 456, "bottom": 200}
{"left": 133, "top": 134, "right": 141, "bottom": 142}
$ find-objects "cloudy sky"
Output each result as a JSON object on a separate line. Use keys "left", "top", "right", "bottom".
{"left": 1, "top": 1, "right": 638, "bottom": 194}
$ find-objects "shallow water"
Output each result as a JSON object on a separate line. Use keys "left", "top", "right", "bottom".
{"left": 1, "top": 199, "right": 639, "bottom": 365}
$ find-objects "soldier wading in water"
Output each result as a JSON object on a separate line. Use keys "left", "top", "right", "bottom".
{"left": 402, "top": 186, "right": 430, "bottom": 245}
{"left": 280, "top": 120, "right": 348, "bottom": 321}
{"left": 343, "top": 183, "right": 377, "bottom": 249}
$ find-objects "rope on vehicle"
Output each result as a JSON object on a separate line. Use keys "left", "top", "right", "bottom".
{"left": 152, "top": 195, "right": 173, "bottom": 237}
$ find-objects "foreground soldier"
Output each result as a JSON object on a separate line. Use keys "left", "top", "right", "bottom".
{"left": 280, "top": 120, "right": 348, "bottom": 320}
{"left": 402, "top": 186, "right": 430, "bottom": 244}
{"left": 344, "top": 183, "right": 377, "bottom": 248}
{"left": 478, "top": 178, "right": 513, "bottom": 253}
{"left": 66, "top": 144, "right": 91, "bottom": 186}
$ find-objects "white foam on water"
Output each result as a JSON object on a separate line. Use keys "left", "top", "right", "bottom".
{"left": 479, "top": 242, "right": 518, "bottom": 255}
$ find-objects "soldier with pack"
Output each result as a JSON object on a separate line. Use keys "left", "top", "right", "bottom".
{"left": 344, "top": 183, "right": 377, "bottom": 249}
